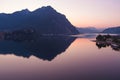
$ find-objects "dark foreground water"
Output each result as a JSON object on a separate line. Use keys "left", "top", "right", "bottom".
{"left": 0, "top": 35, "right": 120, "bottom": 80}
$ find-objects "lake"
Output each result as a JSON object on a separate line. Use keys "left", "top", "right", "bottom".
{"left": 0, "top": 34, "right": 120, "bottom": 80}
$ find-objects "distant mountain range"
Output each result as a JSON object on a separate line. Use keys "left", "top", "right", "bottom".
{"left": 76, "top": 27, "right": 101, "bottom": 33}
{"left": 77, "top": 26, "right": 120, "bottom": 34}
{"left": 103, "top": 26, "right": 120, "bottom": 34}
{"left": 0, "top": 6, "right": 78, "bottom": 35}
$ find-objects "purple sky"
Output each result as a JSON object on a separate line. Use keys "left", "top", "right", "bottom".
{"left": 0, "top": 0, "right": 120, "bottom": 28}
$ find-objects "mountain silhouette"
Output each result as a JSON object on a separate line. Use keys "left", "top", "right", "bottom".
{"left": 76, "top": 27, "right": 100, "bottom": 33}
{"left": 0, "top": 36, "right": 76, "bottom": 61}
{"left": 103, "top": 26, "right": 120, "bottom": 34}
{"left": 0, "top": 6, "right": 78, "bottom": 35}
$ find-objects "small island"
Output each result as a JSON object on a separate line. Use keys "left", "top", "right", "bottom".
{"left": 95, "top": 34, "right": 120, "bottom": 51}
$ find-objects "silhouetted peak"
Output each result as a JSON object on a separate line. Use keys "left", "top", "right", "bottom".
{"left": 21, "top": 9, "right": 30, "bottom": 12}
{"left": 40, "top": 6, "right": 55, "bottom": 10}
{"left": 44, "top": 6, "right": 54, "bottom": 10}
{"left": 13, "top": 9, "right": 30, "bottom": 15}
{"left": 33, "top": 6, "right": 56, "bottom": 13}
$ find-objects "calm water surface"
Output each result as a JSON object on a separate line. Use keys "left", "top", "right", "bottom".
{"left": 0, "top": 35, "right": 120, "bottom": 80}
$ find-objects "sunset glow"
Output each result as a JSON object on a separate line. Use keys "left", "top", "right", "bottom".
{"left": 0, "top": 0, "right": 120, "bottom": 28}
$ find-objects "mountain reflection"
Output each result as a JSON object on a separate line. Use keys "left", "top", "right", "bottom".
{"left": 0, "top": 36, "right": 76, "bottom": 61}
{"left": 95, "top": 34, "right": 120, "bottom": 51}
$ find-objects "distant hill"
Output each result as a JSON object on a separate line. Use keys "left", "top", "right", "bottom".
{"left": 103, "top": 26, "right": 120, "bottom": 34}
{"left": 76, "top": 27, "right": 101, "bottom": 33}
{"left": 0, "top": 6, "right": 78, "bottom": 35}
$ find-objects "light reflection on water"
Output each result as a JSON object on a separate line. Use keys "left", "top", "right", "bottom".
{"left": 0, "top": 35, "right": 120, "bottom": 80}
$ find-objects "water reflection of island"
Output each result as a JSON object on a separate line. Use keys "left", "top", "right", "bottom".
{"left": 0, "top": 36, "right": 76, "bottom": 61}
{"left": 95, "top": 34, "right": 120, "bottom": 51}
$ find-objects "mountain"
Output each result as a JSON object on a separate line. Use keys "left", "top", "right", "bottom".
{"left": 103, "top": 26, "right": 120, "bottom": 34}
{"left": 0, "top": 6, "right": 79, "bottom": 35}
{"left": 76, "top": 27, "right": 101, "bottom": 33}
